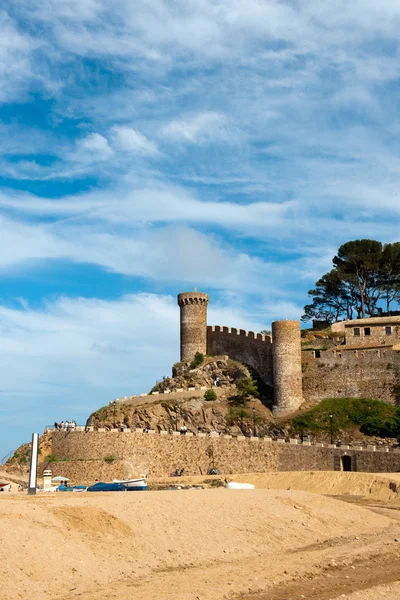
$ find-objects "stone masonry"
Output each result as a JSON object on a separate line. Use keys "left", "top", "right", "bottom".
{"left": 178, "top": 290, "right": 400, "bottom": 415}
{"left": 47, "top": 430, "right": 400, "bottom": 483}
{"left": 179, "top": 290, "right": 303, "bottom": 416}
{"left": 178, "top": 292, "right": 209, "bottom": 362}
{"left": 272, "top": 320, "right": 303, "bottom": 416}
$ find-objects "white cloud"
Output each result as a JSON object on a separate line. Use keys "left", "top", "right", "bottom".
{"left": 110, "top": 126, "right": 159, "bottom": 155}
{"left": 0, "top": 290, "right": 270, "bottom": 456}
{"left": 162, "top": 112, "right": 230, "bottom": 144}
{"left": 0, "top": 11, "right": 40, "bottom": 102}
{"left": 75, "top": 133, "right": 113, "bottom": 160}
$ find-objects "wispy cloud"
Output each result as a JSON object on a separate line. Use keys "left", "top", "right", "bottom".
{"left": 162, "top": 112, "right": 231, "bottom": 145}
{"left": 1, "top": 0, "right": 400, "bottom": 455}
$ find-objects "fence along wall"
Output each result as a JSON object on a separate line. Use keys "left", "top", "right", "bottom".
{"left": 302, "top": 347, "right": 400, "bottom": 404}
{"left": 207, "top": 326, "right": 273, "bottom": 384}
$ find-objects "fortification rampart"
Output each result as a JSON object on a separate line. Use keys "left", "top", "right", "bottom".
{"left": 46, "top": 429, "right": 400, "bottom": 483}
{"left": 111, "top": 386, "right": 228, "bottom": 408}
{"left": 206, "top": 326, "right": 273, "bottom": 384}
{"left": 302, "top": 347, "right": 400, "bottom": 404}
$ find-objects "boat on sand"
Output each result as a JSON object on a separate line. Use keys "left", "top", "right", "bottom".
{"left": 113, "top": 476, "right": 147, "bottom": 491}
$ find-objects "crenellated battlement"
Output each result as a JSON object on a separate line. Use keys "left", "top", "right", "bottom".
{"left": 178, "top": 293, "right": 209, "bottom": 307}
{"left": 207, "top": 325, "right": 271, "bottom": 343}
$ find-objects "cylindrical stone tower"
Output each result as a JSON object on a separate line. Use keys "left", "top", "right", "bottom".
{"left": 177, "top": 291, "right": 209, "bottom": 363}
{"left": 272, "top": 320, "right": 303, "bottom": 417}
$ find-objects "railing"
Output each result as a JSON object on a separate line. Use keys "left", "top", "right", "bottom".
{"left": 0, "top": 450, "right": 15, "bottom": 466}
{"left": 44, "top": 424, "right": 85, "bottom": 431}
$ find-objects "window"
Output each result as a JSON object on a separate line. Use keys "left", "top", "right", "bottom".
{"left": 315, "top": 350, "right": 321, "bottom": 358}
{"left": 364, "top": 327, "right": 371, "bottom": 336}
{"left": 354, "top": 327, "right": 360, "bottom": 336}
{"left": 385, "top": 326, "right": 392, "bottom": 335}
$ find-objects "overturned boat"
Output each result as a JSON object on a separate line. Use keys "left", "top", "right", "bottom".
{"left": 112, "top": 476, "right": 147, "bottom": 491}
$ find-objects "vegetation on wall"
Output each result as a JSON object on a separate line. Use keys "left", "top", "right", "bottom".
{"left": 302, "top": 239, "right": 400, "bottom": 323}
{"left": 289, "top": 397, "right": 400, "bottom": 440}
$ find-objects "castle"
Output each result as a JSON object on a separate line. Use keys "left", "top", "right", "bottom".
{"left": 178, "top": 291, "right": 400, "bottom": 416}
{"left": 37, "top": 291, "right": 400, "bottom": 482}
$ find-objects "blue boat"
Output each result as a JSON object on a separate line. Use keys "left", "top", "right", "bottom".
{"left": 57, "top": 484, "right": 86, "bottom": 492}
{"left": 87, "top": 482, "right": 127, "bottom": 492}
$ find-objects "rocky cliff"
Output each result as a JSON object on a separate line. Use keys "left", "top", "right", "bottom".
{"left": 87, "top": 357, "right": 279, "bottom": 437}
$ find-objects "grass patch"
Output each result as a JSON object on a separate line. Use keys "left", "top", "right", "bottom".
{"left": 287, "top": 397, "right": 400, "bottom": 440}
{"left": 104, "top": 455, "right": 118, "bottom": 463}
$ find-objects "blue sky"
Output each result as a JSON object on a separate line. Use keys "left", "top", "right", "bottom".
{"left": 1, "top": 0, "right": 400, "bottom": 458}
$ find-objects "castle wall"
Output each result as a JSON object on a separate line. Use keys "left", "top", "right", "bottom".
{"left": 302, "top": 348, "right": 400, "bottom": 404}
{"left": 206, "top": 326, "right": 273, "bottom": 384}
{"left": 47, "top": 430, "right": 400, "bottom": 483}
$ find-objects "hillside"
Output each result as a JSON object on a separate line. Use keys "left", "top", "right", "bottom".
{"left": 86, "top": 354, "right": 400, "bottom": 445}
{"left": 87, "top": 356, "right": 280, "bottom": 438}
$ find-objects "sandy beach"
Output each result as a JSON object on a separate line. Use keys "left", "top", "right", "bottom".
{"left": 1, "top": 471, "right": 400, "bottom": 600}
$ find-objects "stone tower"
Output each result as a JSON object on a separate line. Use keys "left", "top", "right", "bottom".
{"left": 272, "top": 320, "right": 303, "bottom": 416}
{"left": 178, "top": 291, "right": 209, "bottom": 362}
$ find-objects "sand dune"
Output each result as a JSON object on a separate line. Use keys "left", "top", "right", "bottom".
{"left": 223, "top": 471, "right": 400, "bottom": 501}
{"left": 1, "top": 487, "right": 397, "bottom": 600}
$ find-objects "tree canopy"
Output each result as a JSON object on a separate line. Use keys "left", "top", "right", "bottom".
{"left": 302, "top": 239, "right": 400, "bottom": 323}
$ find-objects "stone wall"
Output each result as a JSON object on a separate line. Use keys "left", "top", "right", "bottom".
{"left": 302, "top": 347, "right": 400, "bottom": 404}
{"left": 49, "top": 431, "right": 280, "bottom": 481}
{"left": 113, "top": 386, "right": 228, "bottom": 407}
{"left": 46, "top": 430, "right": 400, "bottom": 484}
{"left": 206, "top": 326, "right": 273, "bottom": 384}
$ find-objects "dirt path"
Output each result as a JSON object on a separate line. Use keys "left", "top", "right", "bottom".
{"left": 60, "top": 505, "right": 400, "bottom": 600}
{"left": 243, "top": 549, "right": 400, "bottom": 600}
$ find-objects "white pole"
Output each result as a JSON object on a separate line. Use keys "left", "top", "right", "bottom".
{"left": 28, "top": 433, "right": 39, "bottom": 496}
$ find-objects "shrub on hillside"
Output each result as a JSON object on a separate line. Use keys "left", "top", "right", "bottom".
{"left": 190, "top": 352, "right": 204, "bottom": 369}
{"left": 235, "top": 377, "right": 259, "bottom": 405}
{"left": 204, "top": 389, "right": 217, "bottom": 401}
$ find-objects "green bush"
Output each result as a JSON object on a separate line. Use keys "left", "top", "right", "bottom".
{"left": 227, "top": 406, "right": 249, "bottom": 426}
{"left": 47, "top": 454, "right": 57, "bottom": 463}
{"left": 204, "top": 389, "right": 217, "bottom": 401}
{"left": 235, "top": 377, "right": 259, "bottom": 405}
{"left": 190, "top": 352, "right": 204, "bottom": 369}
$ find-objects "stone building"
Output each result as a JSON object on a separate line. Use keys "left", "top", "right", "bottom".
{"left": 178, "top": 291, "right": 400, "bottom": 416}
{"left": 332, "top": 316, "right": 400, "bottom": 348}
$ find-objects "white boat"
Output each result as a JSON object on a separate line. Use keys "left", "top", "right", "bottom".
{"left": 113, "top": 476, "right": 147, "bottom": 491}
{"left": 0, "top": 483, "right": 11, "bottom": 492}
{"left": 226, "top": 482, "right": 254, "bottom": 490}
